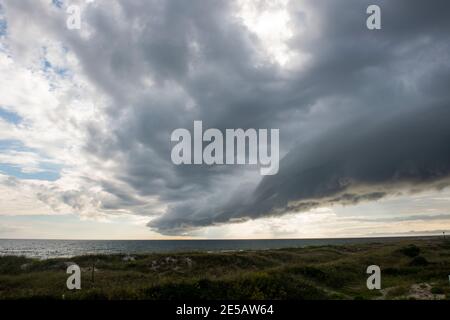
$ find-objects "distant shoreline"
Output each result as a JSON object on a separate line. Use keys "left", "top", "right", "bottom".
{"left": 0, "top": 235, "right": 446, "bottom": 260}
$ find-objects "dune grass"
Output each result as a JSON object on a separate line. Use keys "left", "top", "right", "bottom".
{"left": 0, "top": 238, "right": 449, "bottom": 300}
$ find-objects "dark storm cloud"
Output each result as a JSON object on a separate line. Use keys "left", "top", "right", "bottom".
{"left": 5, "top": 0, "right": 449, "bottom": 234}
{"left": 147, "top": 0, "right": 450, "bottom": 233}
{"left": 236, "top": 105, "right": 450, "bottom": 221}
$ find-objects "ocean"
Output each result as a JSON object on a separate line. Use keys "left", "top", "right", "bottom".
{"left": 0, "top": 236, "right": 433, "bottom": 259}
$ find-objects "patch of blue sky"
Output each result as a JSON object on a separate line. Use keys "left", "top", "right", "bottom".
{"left": 0, "top": 1, "right": 6, "bottom": 35}
{"left": 0, "top": 163, "right": 60, "bottom": 181}
{"left": 39, "top": 161, "right": 63, "bottom": 174}
{"left": 52, "top": 0, "right": 64, "bottom": 9}
{"left": 0, "top": 140, "right": 62, "bottom": 181}
{"left": 0, "top": 107, "right": 22, "bottom": 125}
{"left": 0, "top": 19, "right": 6, "bottom": 37}
{"left": 0, "top": 139, "right": 26, "bottom": 152}
{"left": 43, "top": 59, "right": 69, "bottom": 77}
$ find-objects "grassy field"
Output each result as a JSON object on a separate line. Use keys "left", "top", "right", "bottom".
{"left": 0, "top": 238, "right": 449, "bottom": 300}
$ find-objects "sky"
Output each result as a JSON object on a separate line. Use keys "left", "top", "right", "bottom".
{"left": 0, "top": 0, "right": 450, "bottom": 240}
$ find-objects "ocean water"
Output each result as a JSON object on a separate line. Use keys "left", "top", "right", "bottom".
{"left": 0, "top": 237, "right": 430, "bottom": 259}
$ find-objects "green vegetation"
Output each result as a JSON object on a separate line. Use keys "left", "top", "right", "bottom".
{"left": 0, "top": 238, "right": 449, "bottom": 300}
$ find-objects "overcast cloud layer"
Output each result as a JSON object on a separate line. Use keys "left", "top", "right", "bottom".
{"left": 0, "top": 0, "right": 449, "bottom": 236}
